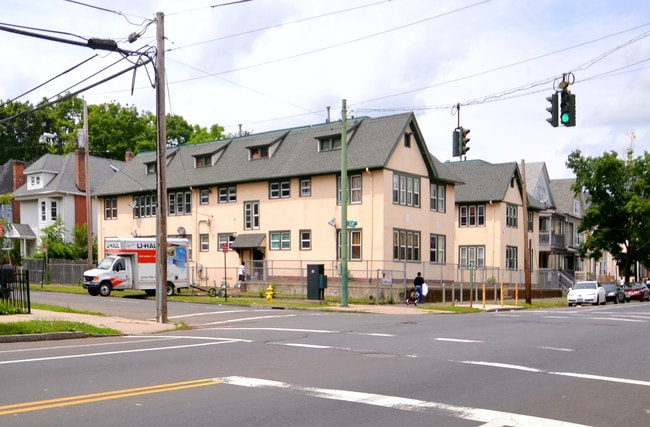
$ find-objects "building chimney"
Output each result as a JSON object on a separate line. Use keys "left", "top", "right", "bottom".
{"left": 125, "top": 151, "right": 134, "bottom": 164}
{"left": 75, "top": 149, "right": 87, "bottom": 192}
{"left": 326, "top": 106, "right": 331, "bottom": 123}
{"left": 12, "top": 160, "right": 26, "bottom": 223}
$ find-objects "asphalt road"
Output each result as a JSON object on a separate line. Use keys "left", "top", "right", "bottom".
{"left": 2, "top": 293, "right": 650, "bottom": 426}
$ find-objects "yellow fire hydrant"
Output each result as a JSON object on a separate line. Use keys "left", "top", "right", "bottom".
{"left": 265, "top": 284, "right": 274, "bottom": 303}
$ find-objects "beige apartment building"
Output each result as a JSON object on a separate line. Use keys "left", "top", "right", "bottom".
{"left": 93, "top": 113, "right": 463, "bottom": 289}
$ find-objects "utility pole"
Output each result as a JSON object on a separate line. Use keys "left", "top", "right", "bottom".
{"left": 83, "top": 100, "right": 92, "bottom": 271}
{"left": 340, "top": 99, "right": 349, "bottom": 307}
{"left": 155, "top": 12, "right": 168, "bottom": 323}
{"left": 521, "top": 159, "right": 531, "bottom": 304}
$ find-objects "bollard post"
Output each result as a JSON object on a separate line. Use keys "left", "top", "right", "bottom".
{"left": 500, "top": 282, "right": 504, "bottom": 307}
{"left": 442, "top": 283, "right": 446, "bottom": 304}
{"left": 515, "top": 283, "right": 519, "bottom": 306}
{"left": 482, "top": 283, "right": 486, "bottom": 309}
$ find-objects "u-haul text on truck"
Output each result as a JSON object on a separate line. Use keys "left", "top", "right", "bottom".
{"left": 82, "top": 237, "right": 189, "bottom": 297}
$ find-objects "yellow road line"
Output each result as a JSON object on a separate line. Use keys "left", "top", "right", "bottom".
{"left": 0, "top": 378, "right": 222, "bottom": 416}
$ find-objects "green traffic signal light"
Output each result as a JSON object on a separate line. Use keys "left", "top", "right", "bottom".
{"left": 560, "top": 90, "right": 576, "bottom": 127}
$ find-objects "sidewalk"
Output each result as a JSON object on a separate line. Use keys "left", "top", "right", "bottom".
{"left": 0, "top": 300, "right": 523, "bottom": 343}
{"left": 0, "top": 309, "right": 175, "bottom": 343}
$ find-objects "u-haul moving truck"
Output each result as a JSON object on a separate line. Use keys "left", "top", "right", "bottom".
{"left": 82, "top": 237, "right": 189, "bottom": 297}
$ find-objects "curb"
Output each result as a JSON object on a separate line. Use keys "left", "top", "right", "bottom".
{"left": 0, "top": 331, "right": 90, "bottom": 343}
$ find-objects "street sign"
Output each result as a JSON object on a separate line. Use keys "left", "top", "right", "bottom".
{"left": 221, "top": 242, "right": 228, "bottom": 253}
{"left": 347, "top": 220, "right": 357, "bottom": 227}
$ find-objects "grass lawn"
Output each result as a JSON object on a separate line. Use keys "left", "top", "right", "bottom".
{"left": 0, "top": 319, "right": 120, "bottom": 336}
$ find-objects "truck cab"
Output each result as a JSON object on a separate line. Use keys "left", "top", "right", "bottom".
{"left": 83, "top": 255, "right": 134, "bottom": 296}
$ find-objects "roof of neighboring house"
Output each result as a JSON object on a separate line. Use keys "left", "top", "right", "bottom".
{"left": 550, "top": 178, "right": 583, "bottom": 219}
{"left": 5, "top": 223, "right": 36, "bottom": 240}
{"left": 445, "top": 160, "right": 523, "bottom": 203}
{"left": 13, "top": 153, "right": 124, "bottom": 198}
{"left": 0, "top": 160, "right": 31, "bottom": 194}
{"left": 94, "top": 113, "right": 462, "bottom": 197}
{"left": 445, "top": 159, "right": 546, "bottom": 210}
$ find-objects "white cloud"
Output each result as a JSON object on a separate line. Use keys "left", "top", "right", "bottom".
{"left": 1, "top": 0, "right": 648, "bottom": 179}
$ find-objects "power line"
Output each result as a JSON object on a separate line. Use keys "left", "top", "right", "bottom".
{"left": 168, "top": 0, "right": 395, "bottom": 50}
{"left": 0, "top": 55, "right": 98, "bottom": 108}
{"left": 0, "top": 57, "right": 153, "bottom": 125}
{"left": 62, "top": 0, "right": 150, "bottom": 27}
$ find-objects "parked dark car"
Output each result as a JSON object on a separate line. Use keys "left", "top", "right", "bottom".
{"left": 622, "top": 283, "right": 650, "bottom": 302}
{"left": 602, "top": 282, "right": 627, "bottom": 303}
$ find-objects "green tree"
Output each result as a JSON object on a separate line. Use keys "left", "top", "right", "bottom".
{"left": 0, "top": 99, "right": 51, "bottom": 163}
{"left": 88, "top": 102, "right": 155, "bottom": 161}
{"left": 189, "top": 123, "right": 226, "bottom": 144}
{"left": 566, "top": 150, "right": 650, "bottom": 283}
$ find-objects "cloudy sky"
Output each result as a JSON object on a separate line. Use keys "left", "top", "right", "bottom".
{"left": 1, "top": 0, "right": 648, "bottom": 178}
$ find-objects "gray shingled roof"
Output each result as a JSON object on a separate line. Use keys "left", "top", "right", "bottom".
{"left": 445, "top": 160, "right": 521, "bottom": 203}
{"left": 550, "top": 178, "right": 581, "bottom": 218}
{"left": 13, "top": 153, "right": 125, "bottom": 198}
{"left": 94, "top": 113, "right": 462, "bottom": 197}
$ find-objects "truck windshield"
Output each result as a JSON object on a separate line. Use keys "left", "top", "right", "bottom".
{"left": 96, "top": 257, "right": 116, "bottom": 270}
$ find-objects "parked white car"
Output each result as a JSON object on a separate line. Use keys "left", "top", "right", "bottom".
{"left": 567, "top": 281, "right": 606, "bottom": 306}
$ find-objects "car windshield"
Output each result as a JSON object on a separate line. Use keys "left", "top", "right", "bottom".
{"left": 626, "top": 283, "right": 644, "bottom": 289}
{"left": 574, "top": 282, "right": 597, "bottom": 290}
{"left": 96, "top": 256, "right": 116, "bottom": 270}
{"left": 602, "top": 284, "right": 617, "bottom": 291}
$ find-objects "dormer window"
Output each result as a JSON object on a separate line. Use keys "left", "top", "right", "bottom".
{"left": 28, "top": 175, "right": 42, "bottom": 190}
{"left": 145, "top": 162, "right": 156, "bottom": 175}
{"left": 195, "top": 154, "right": 212, "bottom": 167}
{"left": 318, "top": 136, "right": 341, "bottom": 151}
{"left": 249, "top": 146, "right": 269, "bottom": 160}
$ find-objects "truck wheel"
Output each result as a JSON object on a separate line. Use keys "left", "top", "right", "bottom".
{"left": 99, "top": 283, "right": 112, "bottom": 297}
{"left": 166, "top": 283, "right": 174, "bottom": 296}
{"left": 88, "top": 288, "right": 99, "bottom": 296}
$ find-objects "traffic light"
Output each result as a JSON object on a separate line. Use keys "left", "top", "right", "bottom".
{"left": 560, "top": 90, "right": 576, "bottom": 127}
{"left": 452, "top": 128, "right": 461, "bottom": 157}
{"left": 460, "top": 127, "right": 470, "bottom": 155}
{"left": 546, "top": 93, "right": 558, "bottom": 127}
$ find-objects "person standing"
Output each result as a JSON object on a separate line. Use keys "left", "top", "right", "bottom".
{"left": 238, "top": 262, "right": 246, "bottom": 283}
{"left": 414, "top": 272, "right": 424, "bottom": 304}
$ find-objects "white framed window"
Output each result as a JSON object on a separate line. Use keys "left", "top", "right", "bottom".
{"left": 392, "top": 229, "right": 420, "bottom": 261}
{"left": 392, "top": 172, "right": 420, "bottom": 207}
{"left": 244, "top": 201, "right": 260, "bottom": 230}
{"left": 459, "top": 246, "right": 485, "bottom": 269}
{"left": 218, "top": 186, "right": 237, "bottom": 203}
{"left": 300, "top": 178, "right": 311, "bottom": 197}
{"left": 430, "top": 234, "right": 446, "bottom": 263}
{"left": 300, "top": 230, "right": 311, "bottom": 250}
{"left": 270, "top": 231, "right": 290, "bottom": 250}
{"left": 200, "top": 234, "right": 209, "bottom": 251}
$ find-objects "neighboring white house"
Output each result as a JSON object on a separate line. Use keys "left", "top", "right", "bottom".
{"left": 13, "top": 151, "right": 124, "bottom": 255}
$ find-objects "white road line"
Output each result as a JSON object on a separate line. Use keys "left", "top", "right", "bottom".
{"left": 0, "top": 339, "right": 248, "bottom": 365}
{"left": 0, "top": 337, "right": 181, "bottom": 354}
{"left": 217, "top": 376, "right": 589, "bottom": 426}
{"left": 588, "top": 317, "right": 645, "bottom": 322}
{"left": 457, "top": 360, "right": 650, "bottom": 387}
{"left": 549, "top": 371, "right": 650, "bottom": 387}
{"left": 272, "top": 343, "right": 351, "bottom": 351}
{"left": 460, "top": 361, "right": 542, "bottom": 372}
{"left": 202, "top": 327, "right": 339, "bottom": 333}
{"left": 168, "top": 310, "right": 249, "bottom": 319}
{"left": 435, "top": 338, "right": 484, "bottom": 343}
{"left": 539, "top": 346, "right": 575, "bottom": 352}
{"left": 200, "top": 314, "right": 297, "bottom": 325}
